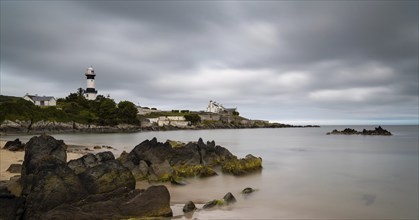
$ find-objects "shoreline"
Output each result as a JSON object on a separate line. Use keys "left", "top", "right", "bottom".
{"left": 0, "top": 124, "right": 320, "bottom": 136}
{"left": 0, "top": 140, "right": 103, "bottom": 181}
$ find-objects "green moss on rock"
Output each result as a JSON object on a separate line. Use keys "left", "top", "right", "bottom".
{"left": 173, "top": 164, "right": 217, "bottom": 178}
{"left": 221, "top": 154, "right": 262, "bottom": 176}
{"left": 166, "top": 140, "right": 185, "bottom": 148}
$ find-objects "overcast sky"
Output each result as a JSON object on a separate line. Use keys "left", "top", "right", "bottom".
{"left": 1, "top": 1, "right": 418, "bottom": 125}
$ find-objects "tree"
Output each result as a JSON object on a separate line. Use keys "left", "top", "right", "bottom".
{"left": 76, "top": 87, "right": 85, "bottom": 97}
{"left": 97, "top": 99, "right": 117, "bottom": 125}
{"left": 117, "top": 101, "right": 139, "bottom": 124}
{"left": 184, "top": 113, "right": 201, "bottom": 125}
{"left": 233, "top": 111, "right": 240, "bottom": 116}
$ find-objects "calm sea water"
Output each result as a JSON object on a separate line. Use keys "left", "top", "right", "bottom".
{"left": 2, "top": 125, "right": 418, "bottom": 219}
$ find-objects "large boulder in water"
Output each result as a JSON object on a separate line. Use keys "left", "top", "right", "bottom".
{"left": 127, "top": 138, "right": 235, "bottom": 167}
{"left": 78, "top": 160, "right": 135, "bottom": 194}
{"left": 221, "top": 154, "right": 262, "bottom": 176}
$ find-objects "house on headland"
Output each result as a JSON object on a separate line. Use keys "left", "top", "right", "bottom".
{"left": 206, "top": 100, "right": 236, "bottom": 115}
{"left": 23, "top": 94, "right": 56, "bottom": 106}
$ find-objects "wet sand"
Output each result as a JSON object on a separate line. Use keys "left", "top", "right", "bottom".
{"left": 0, "top": 140, "right": 86, "bottom": 181}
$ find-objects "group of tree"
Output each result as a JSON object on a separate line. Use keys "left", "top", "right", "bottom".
{"left": 0, "top": 89, "right": 139, "bottom": 126}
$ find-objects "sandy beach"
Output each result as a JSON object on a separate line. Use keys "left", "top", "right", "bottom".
{"left": 0, "top": 140, "right": 84, "bottom": 181}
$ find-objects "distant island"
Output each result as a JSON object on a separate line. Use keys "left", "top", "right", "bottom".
{"left": 326, "top": 126, "right": 392, "bottom": 136}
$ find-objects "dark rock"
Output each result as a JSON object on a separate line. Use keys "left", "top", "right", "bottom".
{"left": 242, "top": 187, "right": 255, "bottom": 194}
{"left": 173, "top": 164, "right": 217, "bottom": 178}
{"left": 42, "top": 187, "right": 139, "bottom": 219}
{"left": 128, "top": 137, "right": 235, "bottom": 168}
{"left": 223, "top": 192, "right": 236, "bottom": 204}
{"left": 23, "top": 156, "right": 87, "bottom": 219}
{"left": 93, "top": 146, "right": 101, "bottom": 149}
{"left": 0, "top": 195, "right": 25, "bottom": 220}
{"left": 21, "top": 135, "right": 67, "bottom": 196}
{"left": 6, "top": 176, "right": 22, "bottom": 197}
{"left": 221, "top": 154, "right": 262, "bottom": 176}
{"left": 203, "top": 199, "right": 223, "bottom": 209}
{"left": 42, "top": 186, "right": 172, "bottom": 219}
{"left": 150, "top": 160, "right": 173, "bottom": 181}
{"left": 120, "top": 185, "right": 172, "bottom": 217}
{"left": 68, "top": 151, "right": 115, "bottom": 174}
{"left": 78, "top": 160, "right": 135, "bottom": 194}
{"left": 327, "top": 126, "right": 392, "bottom": 135}
{"left": 3, "top": 138, "right": 25, "bottom": 151}
{"left": 183, "top": 201, "right": 196, "bottom": 213}
{"left": 138, "top": 160, "right": 150, "bottom": 176}
{"left": 124, "top": 138, "right": 236, "bottom": 181}
{"left": 6, "top": 164, "right": 22, "bottom": 173}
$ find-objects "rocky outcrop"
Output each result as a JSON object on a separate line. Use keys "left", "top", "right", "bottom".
{"left": 42, "top": 185, "right": 172, "bottom": 219}
{"left": 3, "top": 138, "right": 25, "bottom": 151}
{"left": 21, "top": 135, "right": 68, "bottom": 196}
{"left": 120, "top": 137, "right": 260, "bottom": 181}
{"left": 221, "top": 154, "right": 263, "bottom": 176}
{"left": 7, "top": 135, "right": 171, "bottom": 219}
{"left": 23, "top": 157, "right": 88, "bottom": 219}
{"left": 327, "top": 126, "right": 392, "bottom": 136}
{"left": 67, "top": 151, "right": 115, "bottom": 174}
{"left": 0, "top": 120, "right": 141, "bottom": 134}
{"left": 78, "top": 160, "right": 135, "bottom": 194}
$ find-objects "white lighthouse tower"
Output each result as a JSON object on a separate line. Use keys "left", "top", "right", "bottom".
{"left": 84, "top": 66, "right": 97, "bottom": 100}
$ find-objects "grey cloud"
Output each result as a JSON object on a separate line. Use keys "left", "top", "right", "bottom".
{"left": 1, "top": 1, "right": 417, "bottom": 124}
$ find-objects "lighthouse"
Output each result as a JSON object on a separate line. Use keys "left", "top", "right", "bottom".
{"left": 84, "top": 66, "right": 97, "bottom": 100}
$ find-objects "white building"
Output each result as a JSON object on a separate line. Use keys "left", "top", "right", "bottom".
{"left": 84, "top": 66, "right": 97, "bottom": 100}
{"left": 142, "top": 116, "right": 189, "bottom": 128}
{"left": 23, "top": 94, "right": 56, "bottom": 106}
{"left": 206, "top": 100, "right": 236, "bottom": 114}
{"left": 157, "top": 116, "right": 189, "bottom": 127}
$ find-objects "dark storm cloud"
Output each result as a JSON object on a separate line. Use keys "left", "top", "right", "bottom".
{"left": 1, "top": 1, "right": 417, "bottom": 124}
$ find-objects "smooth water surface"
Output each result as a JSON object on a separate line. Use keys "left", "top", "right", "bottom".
{"left": 2, "top": 125, "right": 418, "bottom": 219}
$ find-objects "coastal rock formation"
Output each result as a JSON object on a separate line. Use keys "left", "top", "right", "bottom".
{"left": 23, "top": 157, "right": 88, "bottom": 219}
{"left": 120, "top": 137, "right": 262, "bottom": 181}
{"left": 221, "top": 154, "right": 263, "bottom": 176}
{"left": 7, "top": 135, "right": 171, "bottom": 219}
{"left": 327, "top": 126, "right": 392, "bottom": 136}
{"left": 3, "top": 138, "right": 25, "bottom": 151}
{"left": 0, "top": 119, "right": 141, "bottom": 134}
{"left": 67, "top": 151, "right": 115, "bottom": 174}
{"left": 42, "top": 185, "right": 172, "bottom": 219}
{"left": 21, "top": 135, "right": 68, "bottom": 196}
{"left": 78, "top": 160, "right": 135, "bottom": 194}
